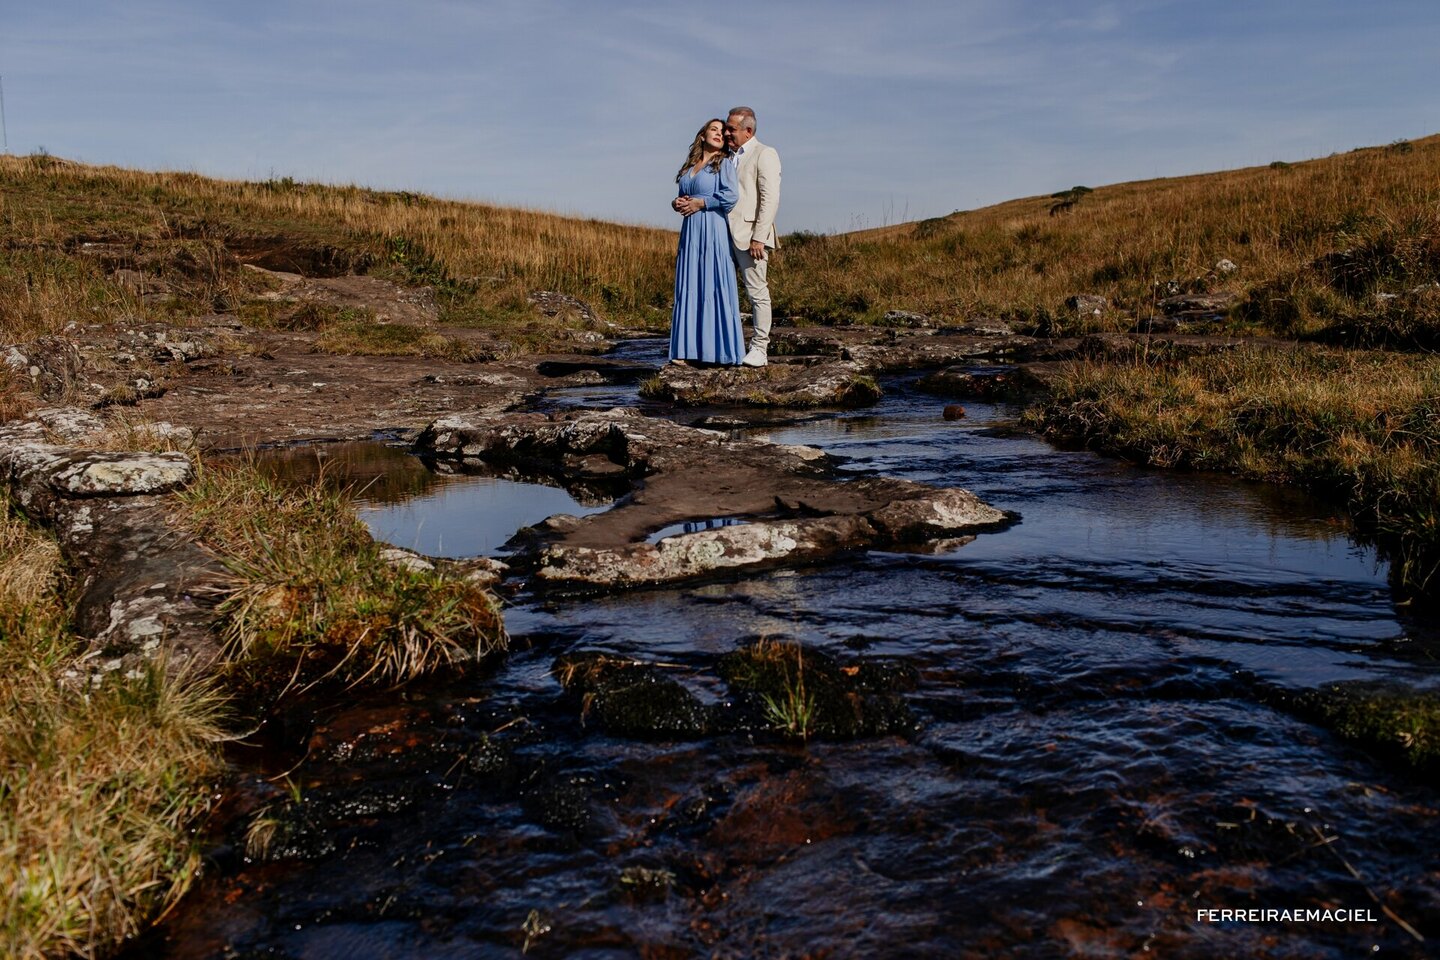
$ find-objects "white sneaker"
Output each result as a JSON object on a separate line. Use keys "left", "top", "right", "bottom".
{"left": 741, "top": 348, "right": 768, "bottom": 367}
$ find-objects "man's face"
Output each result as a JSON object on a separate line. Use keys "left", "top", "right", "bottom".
{"left": 725, "top": 115, "right": 753, "bottom": 149}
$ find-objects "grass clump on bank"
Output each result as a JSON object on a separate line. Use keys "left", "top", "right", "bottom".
{"left": 0, "top": 503, "right": 224, "bottom": 960}
{"left": 1025, "top": 344, "right": 1440, "bottom": 592}
{"left": 1290, "top": 686, "right": 1440, "bottom": 774}
{"left": 179, "top": 462, "right": 506, "bottom": 695}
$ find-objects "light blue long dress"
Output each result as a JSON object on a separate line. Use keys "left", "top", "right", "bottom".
{"left": 671, "top": 160, "right": 743, "bottom": 363}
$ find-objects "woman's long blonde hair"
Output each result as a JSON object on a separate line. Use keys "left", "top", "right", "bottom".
{"left": 676, "top": 118, "right": 730, "bottom": 182}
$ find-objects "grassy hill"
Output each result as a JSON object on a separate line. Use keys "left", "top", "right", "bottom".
{"left": 776, "top": 133, "right": 1440, "bottom": 341}
{"left": 5, "top": 135, "right": 1439, "bottom": 346}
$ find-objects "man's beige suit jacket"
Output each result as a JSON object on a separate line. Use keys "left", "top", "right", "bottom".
{"left": 727, "top": 139, "right": 781, "bottom": 251}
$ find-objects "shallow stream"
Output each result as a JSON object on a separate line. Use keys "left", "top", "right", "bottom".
{"left": 137, "top": 343, "right": 1439, "bottom": 958}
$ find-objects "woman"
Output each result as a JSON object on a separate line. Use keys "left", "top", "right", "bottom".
{"left": 670, "top": 119, "right": 743, "bottom": 365}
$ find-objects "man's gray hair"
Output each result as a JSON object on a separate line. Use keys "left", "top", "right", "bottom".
{"left": 727, "top": 106, "right": 757, "bottom": 132}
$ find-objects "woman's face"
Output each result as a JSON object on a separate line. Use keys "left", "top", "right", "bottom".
{"left": 703, "top": 121, "right": 725, "bottom": 151}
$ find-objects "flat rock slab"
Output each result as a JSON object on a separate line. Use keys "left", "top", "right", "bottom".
{"left": 645, "top": 327, "right": 1036, "bottom": 408}
{"left": 414, "top": 407, "right": 1013, "bottom": 589}
{"left": 651, "top": 359, "right": 881, "bottom": 408}
{"left": 0, "top": 414, "right": 226, "bottom": 679}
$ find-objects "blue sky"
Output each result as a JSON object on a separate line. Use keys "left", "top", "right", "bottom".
{"left": 3, "top": 1, "right": 1437, "bottom": 232}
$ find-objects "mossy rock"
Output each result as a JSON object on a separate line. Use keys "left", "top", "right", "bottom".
{"left": 553, "top": 652, "right": 711, "bottom": 739}
{"left": 1284, "top": 683, "right": 1440, "bottom": 774}
{"left": 716, "top": 640, "right": 918, "bottom": 740}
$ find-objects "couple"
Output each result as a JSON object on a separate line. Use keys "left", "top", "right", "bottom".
{"left": 669, "top": 105, "right": 781, "bottom": 368}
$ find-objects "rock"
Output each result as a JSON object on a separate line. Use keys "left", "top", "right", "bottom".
{"left": 249, "top": 270, "right": 440, "bottom": 326}
{"left": 942, "top": 404, "right": 966, "bottom": 420}
{"left": 452, "top": 556, "right": 510, "bottom": 589}
{"left": 378, "top": 546, "right": 436, "bottom": 573}
{"left": 528, "top": 290, "right": 602, "bottom": 326}
{"left": 878, "top": 310, "right": 935, "bottom": 328}
{"left": 3, "top": 337, "right": 86, "bottom": 399}
{"left": 33, "top": 407, "right": 106, "bottom": 441}
{"left": 1215, "top": 259, "right": 1238, "bottom": 274}
{"left": 1157, "top": 292, "right": 1234, "bottom": 318}
{"left": 1133, "top": 316, "right": 1185, "bottom": 334}
{"left": 866, "top": 485, "right": 1004, "bottom": 541}
{"left": 553, "top": 652, "right": 711, "bottom": 739}
{"left": 415, "top": 409, "right": 1013, "bottom": 590}
{"left": 949, "top": 319, "right": 1015, "bottom": 337}
{"left": 534, "top": 357, "right": 656, "bottom": 383}
{"left": 915, "top": 368, "right": 1016, "bottom": 399}
{"left": 648, "top": 360, "right": 883, "bottom": 409}
{"left": 1065, "top": 295, "right": 1109, "bottom": 317}
{"left": 0, "top": 414, "right": 224, "bottom": 677}
{"left": 49, "top": 452, "right": 192, "bottom": 496}
{"left": 715, "top": 640, "right": 918, "bottom": 740}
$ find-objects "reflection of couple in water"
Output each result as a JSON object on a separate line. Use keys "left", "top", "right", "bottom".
{"left": 669, "top": 106, "right": 781, "bottom": 369}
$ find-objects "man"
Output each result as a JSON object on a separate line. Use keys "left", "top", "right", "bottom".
{"left": 723, "top": 106, "right": 781, "bottom": 366}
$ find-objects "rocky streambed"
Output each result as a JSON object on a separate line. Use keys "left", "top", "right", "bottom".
{"left": 6, "top": 320, "right": 1438, "bottom": 957}
{"left": 97, "top": 352, "right": 1436, "bottom": 959}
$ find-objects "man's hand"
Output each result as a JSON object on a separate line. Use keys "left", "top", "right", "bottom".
{"left": 749, "top": 240, "right": 766, "bottom": 260}
{"left": 676, "top": 196, "right": 706, "bottom": 216}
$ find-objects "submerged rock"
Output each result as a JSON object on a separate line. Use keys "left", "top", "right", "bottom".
{"left": 716, "top": 639, "right": 919, "bottom": 740}
{"left": 553, "top": 652, "right": 710, "bottom": 739}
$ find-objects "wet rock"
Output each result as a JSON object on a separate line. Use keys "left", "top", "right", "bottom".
{"left": 244, "top": 784, "right": 417, "bottom": 863}
{"left": 716, "top": 640, "right": 918, "bottom": 740}
{"left": 915, "top": 368, "right": 1018, "bottom": 400}
{"left": 535, "top": 357, "right": 654, "bottom": 382}
{"left": 416, "top": 409, "right": 1011, "bottom": 589}
{"left": 617, "top": 865, "right": 677, "bottom": 898}
{"left": 524, "top": 775, "right": 596, "bottom": 836}
{"left": 1274, "top": 682, "right": 1440, "bottom": 773}
{"left": 942, "top": 404, "right": 966, "bottom": 420}
{"left": 553, "top": 652, "right": 711, "bottom": 739}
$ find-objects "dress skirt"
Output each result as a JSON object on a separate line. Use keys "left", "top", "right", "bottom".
{"left": 671, "top": 164, "right": 743, "bottom": 363}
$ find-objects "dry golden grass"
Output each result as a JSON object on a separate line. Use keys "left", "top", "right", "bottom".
{"left": 0, "top": 153, "right": 677, "bottom": 346}
{"left": 776, "top": 135, "right": 1440, "bottom": 332}
{"left": 0, "top": 506, "right": 224, "bottom": 960}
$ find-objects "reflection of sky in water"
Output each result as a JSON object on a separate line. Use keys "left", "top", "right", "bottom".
{"left": 358, "top": 477, "right": 607, "bottom": 557}
{"left": 645, "top": 516, "right": 748, "bottom": 544}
